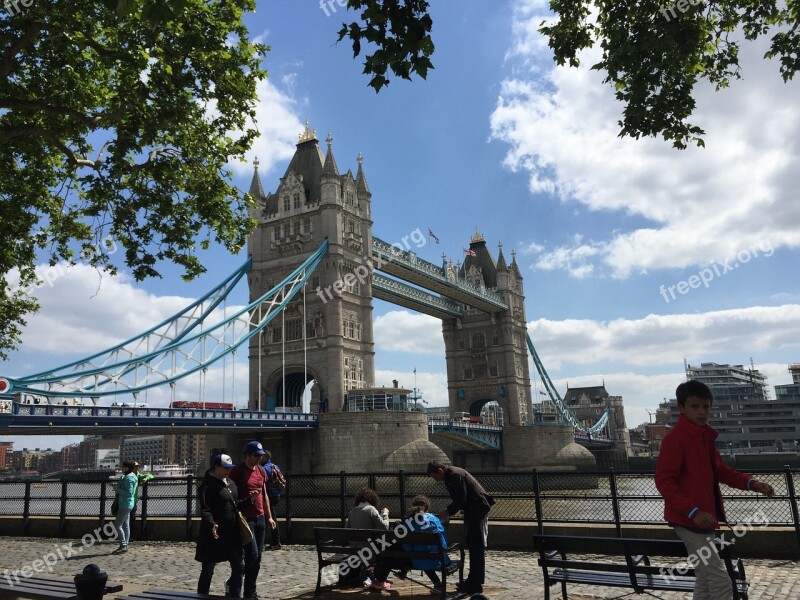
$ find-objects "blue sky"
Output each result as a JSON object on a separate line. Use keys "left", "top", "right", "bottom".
{"left": 3, "top": 0, "right": 800, "bottom": 450}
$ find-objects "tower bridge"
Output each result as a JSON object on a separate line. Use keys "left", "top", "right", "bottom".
{"left": 0, "top": 122, "right": 627, "bottom": 473}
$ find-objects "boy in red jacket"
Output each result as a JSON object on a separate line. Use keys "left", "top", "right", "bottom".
{"left": 655, "top": 380, "right": 773, "bottom": 599}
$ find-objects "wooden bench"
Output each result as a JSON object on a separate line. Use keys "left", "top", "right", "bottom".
{"left": 0, "top": 574, "right": 122, "bottom": 600}
{"left": 533, "top": 534, "right": 749, "bottom": 600}
{"left": 314, "top": 527, "right": 464, "bottom": 598}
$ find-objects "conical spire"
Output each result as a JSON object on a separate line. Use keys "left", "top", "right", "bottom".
{"left": 510, "top": 249, "right": 522, "bottom": 278}
{"left": 248, "top": 157, "right": 266, "bottom": 201}
{"left": 496, "top": 242, "right": 508, "bottom": 271}
{"left": 322, "top": 132, "right": 340, "bottom": 179}
{"left": 356, "top": 152, "right": 371, "bottom": 196}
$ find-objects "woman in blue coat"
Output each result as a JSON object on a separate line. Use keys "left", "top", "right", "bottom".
{"left": 113, "top": 461, "right": 138, "bottom": 553}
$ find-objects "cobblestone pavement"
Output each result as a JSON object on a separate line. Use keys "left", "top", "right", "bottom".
{"left": 1, "top": 537, "right": 799, "bottom": 599}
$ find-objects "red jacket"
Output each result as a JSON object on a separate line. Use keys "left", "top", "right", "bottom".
{"left": 655, "top": 414, "right": 752, "bottom": 529}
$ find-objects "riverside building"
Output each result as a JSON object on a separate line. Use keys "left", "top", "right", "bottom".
{"left": 658, "top": 362, "right": 800, "bottom": 451}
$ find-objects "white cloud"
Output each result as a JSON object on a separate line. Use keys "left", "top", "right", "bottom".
{"left": 491, "top": 0, "right": 800, "bottom": 278}
{"left": 528, "top": 304, "right": 800, "bottom": 370}
{"left": 375, "top": 369, "right": 448, "bottom": 407}
{"left": 227, "top": 78, "right": 305, "bottom": 177}
{"left": 374, "top": 311, "right": 444, "bottom": 355}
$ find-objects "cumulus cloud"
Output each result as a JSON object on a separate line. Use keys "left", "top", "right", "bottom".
{"left": 227, "top": 78, "right": 305, "bottom": 177}
{"left": 375, "top": 369, "right": 448, "bottom": 407}
{"left": 374, "top": 310, "right": 444, "bottom": 355}
{"left": 528, "top": 305, "right": 800, "bottom": 370}
{"left": 491, "top": 0, "right": 800, "bottom": 278}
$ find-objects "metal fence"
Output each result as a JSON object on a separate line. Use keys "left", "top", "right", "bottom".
{"left": 2, "top": 468, "right": 798, "bottom": 548}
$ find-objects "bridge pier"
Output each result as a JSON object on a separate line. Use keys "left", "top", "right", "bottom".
{"left": 502, "top": 424, "right": 595, "bottom": 471}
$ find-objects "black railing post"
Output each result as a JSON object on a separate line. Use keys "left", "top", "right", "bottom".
{"left": 368, "top": 472, "right": 377, "bottom": 492}
{"left": 284, "top": 470, "right": 292, "bottom": 544}
{"left": 59, "top": 480, "right": 68, "bottom": 537}
{"left": 99, "top": 480, "right": 108, "bottom": 529}
{"left": 784, "top": 465, "right": 800, "bottom": 555}
{"left": 532, "top": 470, "right": 543, "bottom": 534}
{"left": 340, "top": 471, "right": 347, "bottom": 527}
{"left": 22, "top": 481, "right": 31, "bottom": 535}
{"left": 609, "top": 467, "right": 622, "bottom": 537}
{"left": 398, "top": 470, "right": 406, "bottom": 517}
{"left": 186, "top": 475, "right": 194, "bottom": 540}
{"left": 140, "top": 480, "right": 149, "bottom": 540}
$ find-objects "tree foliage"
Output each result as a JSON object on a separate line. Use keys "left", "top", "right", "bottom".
{"left": 339, "top": 0, "right": 799, "bottom": 147}
{"left": 337, "top": 0, "right": 434, "bottom": 92}
{"left": 0, "top": 0, "right": 267, "bottom": 359}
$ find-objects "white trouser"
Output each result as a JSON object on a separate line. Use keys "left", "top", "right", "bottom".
{"left": 674, "top": 526, "right": 733, "bottom": 600}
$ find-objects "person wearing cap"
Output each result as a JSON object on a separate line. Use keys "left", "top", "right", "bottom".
{"left": 229, "top": 441, "right": 276, "bottom": 600}
{"left": 128, "top": 461, "right": 153, "bottom": 541}
{"left": 112, "top": 461, "right": 138, "bottom": 554}
{"left": 196, "top": 453, "right": 251, "bottom": 597}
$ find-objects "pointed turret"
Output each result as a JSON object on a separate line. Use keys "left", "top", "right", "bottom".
{"left": 496, "top": 242, "right": 508, "bottom": 271}
{"left": 510, "top": 250, "right": 523, "bottom": 279}
{"left": 356, "top": 152, "right": 371, "bottom": 197}
{"left": 322, "top": 132, "right": 340, "bottom": 179}
{"left": 248, "top": 157, "right": 266, "bottom": 202}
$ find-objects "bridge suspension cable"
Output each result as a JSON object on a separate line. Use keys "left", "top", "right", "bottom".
{"left": 526, "top": 333, "right": 610, "bottom": 435}
{"left": 4, "top": 240, "right": 329, "bottom": 400}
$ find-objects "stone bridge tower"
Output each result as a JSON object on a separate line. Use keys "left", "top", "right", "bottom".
{"left": 246, "top": 124, "right": 375, "bottom": 413}
{"left": 442, "top": 230, "right": 533, "bottom": 426}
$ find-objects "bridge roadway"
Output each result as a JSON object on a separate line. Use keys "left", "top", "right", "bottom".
{"left": 0, "top": 400, "right": 318, "bottom": 435}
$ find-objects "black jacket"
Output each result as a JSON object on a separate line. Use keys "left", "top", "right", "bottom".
{"left": 443, "top": 466, "right": 495, "bottom": 522}
{"left": 195, "top": 470, "right": 248, "bottom": 563}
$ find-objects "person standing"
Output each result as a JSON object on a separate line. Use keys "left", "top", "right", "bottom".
{"left": 261, "top": 450, "right": 284, "bottom": 550}
{"left": 128, "top": 461, "right": 153, "bottom": 540}
{"left": 112, "top": 461, "right": 138, "bottom": 554}
{"left": 427, "top": 461, "right": 494, "bottom": 596}
{"left": 656, "top": 380, "right": 774, "bottom": 600}
{"left": 229, "top": 441, "right": 276, "bottom": 600}
{"left": 196, "top": 454, "right": 251, "bottom": 597}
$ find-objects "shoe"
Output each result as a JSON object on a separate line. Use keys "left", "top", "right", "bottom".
{"left": 456, "top": 581, "right": 481, "bottom": 594}
{"left": 112, "top": 546, "right": 128, "bottom": 554}
{"left": 369, "top": 580, "right": 391, "bottom": 591}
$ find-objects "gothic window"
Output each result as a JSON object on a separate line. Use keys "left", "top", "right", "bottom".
{"left": 285, "top": 318, "right": 303, "bottom": 341}
{"left": 343, "top": 356, "right": 364, "bottom": 391}
{"left": 279, "top": 224, "right": 285, "bottom": 238}
{"left": 458, "top": 337, "right": 465, "bottom": 350}
{"left": 492, "top": 335, "right": 500, "bottom": 346}
{"left": 345, "top": 190, "right": 354, "bottom": 206}
{"left": 342, "top": 311, "right": 361, "bottom": 341}
{"left": 292, "top": 221, "right": 300, "bottom": 235}
{"left": 272, "top": 227, "right": 278, "bottom": 241}
{"left": 489, "top": 363, "right": 499, "bottom": 377}
{"left": 283, "top": 196, "right": 290, "bottom": 212}
{"left": 271, "top": 327, "right": 282, "bottom": 344}
{"left": 293, "top": 193, "right": 301, "bottom": 209}
{"left": 303, "top": 218, "right": 312, "bottom": 234}
{"left": 471, "top": 332, "right": 486, "bottom": 349}
{"left": 464, "top": 368, "right": 473, "bottom": 379}
{"left": 474, "top": 363, "right": 488, "bottom": 378}
{"left": 306, "top": 320, "right": 316, "bottom": 339}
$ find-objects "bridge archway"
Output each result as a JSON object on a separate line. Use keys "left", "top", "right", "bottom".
{"left": 264, "top": 368, "right": 320, "bottom": 412}
{"left": 468, "top": 399, "right": 505, "bottom": 425}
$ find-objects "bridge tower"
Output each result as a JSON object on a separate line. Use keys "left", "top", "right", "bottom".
{"left": 442, "top": 230, "right": 533, "bottom": 426}
{"left": 246, "top": 123, "right": 375, "bottom": 413}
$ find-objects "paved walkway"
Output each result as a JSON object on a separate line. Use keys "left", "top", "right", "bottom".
{"left": 1, "top": 537, "right": 799, "bottom": 599}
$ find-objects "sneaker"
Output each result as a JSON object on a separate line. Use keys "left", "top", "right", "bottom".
{"left": 114, "top": 546, "right": 128, "bottom": 554}
{"left": 456, "top": 581, "right": 481, "bottom": 594}
{"left": 369, "top": 580, "right": 391, "bottom": 591}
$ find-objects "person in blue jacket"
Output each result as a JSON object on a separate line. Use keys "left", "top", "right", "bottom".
{"left": 398, "top": 495, "right": 451, "bottom": 595}
{"left": 112, "top": 461, "right": 138, "bottom": 554}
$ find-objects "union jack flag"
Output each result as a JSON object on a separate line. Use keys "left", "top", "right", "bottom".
{"left": 428, "top": 229, "right": 440, "bottom": 244}
{"left": 464, "top": 248, "right": 476, "bottom": 256}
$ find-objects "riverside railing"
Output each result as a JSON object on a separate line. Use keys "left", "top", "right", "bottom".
{"left": 1, "top": 467, "right": 798, "bottom": 551}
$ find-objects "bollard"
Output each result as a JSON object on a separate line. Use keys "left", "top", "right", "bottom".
{"left": 74, "top": 564, "right": 108, "bottom": 600}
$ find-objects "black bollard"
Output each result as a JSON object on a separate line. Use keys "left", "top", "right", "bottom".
{"left": 74, "top": 564, "right": 108, "bottom": 600}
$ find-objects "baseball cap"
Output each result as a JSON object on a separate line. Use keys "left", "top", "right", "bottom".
{"left": 245, "top": 441, "right": 265, "bottom": 456}
{"left": 212, "top": 453, "right": 234, "bottom": 468}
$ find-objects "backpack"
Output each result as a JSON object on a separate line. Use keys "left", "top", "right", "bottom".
{"left": 266, "top": 462, "right": 286, "bottom": 494}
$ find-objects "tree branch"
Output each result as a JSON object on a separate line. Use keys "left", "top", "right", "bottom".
{"left": 0, "top": 21, "right": 44, "bottom": 80}
{"left": 0, "top": 97, "right": 102, "bottom": 126}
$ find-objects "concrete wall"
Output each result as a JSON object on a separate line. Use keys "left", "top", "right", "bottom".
{"left": 314, "top": 411, "right": 428, "bottom": 473}
{"left": 502, "top": 424, "right": 595, "bottom": 471}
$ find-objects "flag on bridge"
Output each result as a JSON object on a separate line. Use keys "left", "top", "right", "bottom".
{"left": 428, "top": 229, "right": 440, "bottom": 244}
{"left": 464, "top": 248, "right": 476, "bottom": 256}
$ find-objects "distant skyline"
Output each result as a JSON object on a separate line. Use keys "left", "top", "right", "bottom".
{"left": 3, "top": 0, "right": 799, "bottom": 450}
